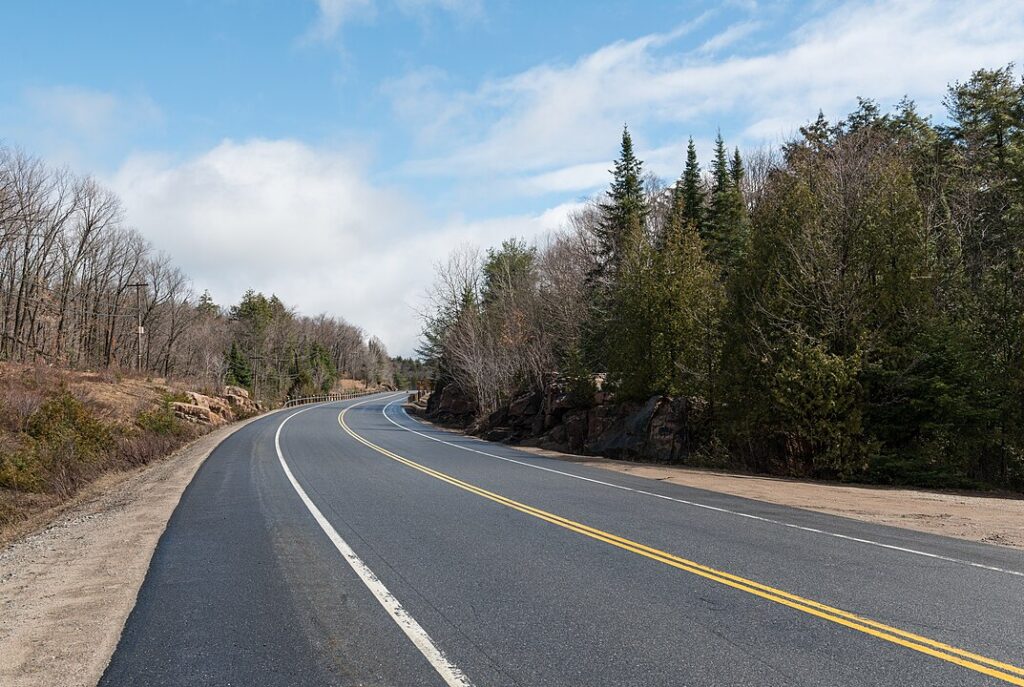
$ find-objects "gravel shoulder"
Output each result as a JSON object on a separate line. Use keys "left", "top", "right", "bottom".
{"left": 517, "top": 446, "right": 1024, "bottom": 549}
{"left": 0, "top": 413, "right": 267, "bottom": 687}
{"left": 410, "top": 411, "right": 1024, "bottom": 550}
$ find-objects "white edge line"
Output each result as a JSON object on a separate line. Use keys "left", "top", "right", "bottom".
{"left": 382, "top": 399, "right": 1024, "bottom": 579}
{"left": 275, "top": 401, "right": 474, "bottom": 687}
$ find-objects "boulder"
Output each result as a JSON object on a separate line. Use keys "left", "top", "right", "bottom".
{"left": 186, "top": 391, "right": 210, "bottom": 410}
{"left": 585, "top": 396, "right": 662, "bottom": 459}
{"left": 426, "top": 383, "right": 475, "bottom": 425}
{"left": 645, "top": 396, "right": 684, "bottom": 462}
{"left": 507, "top": 391, "right": 541, "bottom": 420}
{"left": 224, "top": 385, "right": 249, "bottom": 398}
{"left": 222, "top": 386, "right": 259, "bottom": 416}
{"left": 172, "top": 402, "right": 226, "bottom": 427}
{"left": 562, "top": 409, "right": 590, "bottom": 453}
{"left": 187, "top": 391, "right": 236, "bottom": 422}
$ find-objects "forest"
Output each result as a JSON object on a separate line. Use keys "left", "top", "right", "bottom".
{"left": 420, "top": 65, "right": 1024, "bottom": 491}
{"left": 0, "top": 147, "right": 394, "bottom": 403}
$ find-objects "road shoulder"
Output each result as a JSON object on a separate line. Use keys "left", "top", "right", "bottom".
{"left": 0, "top": 412, "right": 268, "bottom": 687}
{"left": 407, "top": 410, "right": 1024, "bottom": 550}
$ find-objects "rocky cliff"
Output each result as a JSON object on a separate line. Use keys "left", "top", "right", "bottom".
{"left": 425, "top": 379, "right": 710, "bottom": 463}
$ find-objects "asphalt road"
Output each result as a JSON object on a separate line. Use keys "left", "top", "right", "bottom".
{"left": 100, "top": 392, "right": 1024, "bottom": 686}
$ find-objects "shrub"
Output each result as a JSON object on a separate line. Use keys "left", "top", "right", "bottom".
{"left": 136, "top": 393, "right": 188, "bottom": 437}
{"left": 0, "top": 380, "right": 46, "bottom": 433}
{"left": 18, "top": 391, "right": 116, "bottom": 497}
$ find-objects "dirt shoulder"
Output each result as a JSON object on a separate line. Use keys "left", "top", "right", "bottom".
{"left": 0, "top": 412, "right": 267, "bottom": 687}
{"left": 521, "top": 446, "right": 1024, "bottom": 549}
{"left": 410, "top": 410, "right": 1024, "bottom": 550}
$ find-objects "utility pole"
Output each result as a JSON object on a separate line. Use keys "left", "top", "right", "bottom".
{"left": 127, "top": 282, "right": 147, "bottom": 373}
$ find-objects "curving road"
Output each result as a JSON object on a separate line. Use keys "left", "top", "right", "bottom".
{"left": 100, "top": 392, "right": 1024, "bottom": 686}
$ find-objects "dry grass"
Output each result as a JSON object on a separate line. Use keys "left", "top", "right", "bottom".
{"left": 335, "top": 378, "right": 371, "bottom": 392}
{"left": 0, "top": 363, "right": 206, "bottom": 533}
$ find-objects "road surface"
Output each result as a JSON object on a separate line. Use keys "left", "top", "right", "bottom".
{"left": 100, "top": 392, "right": 1024, "bottom": 686}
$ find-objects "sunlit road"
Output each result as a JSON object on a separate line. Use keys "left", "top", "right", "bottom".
{"left": 100, "top": 393, "right": 1024, "bottom": 686}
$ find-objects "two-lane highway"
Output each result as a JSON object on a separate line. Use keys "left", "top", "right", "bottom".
{"left": 100, "top": 393, "right": 1024, "bottom": 686}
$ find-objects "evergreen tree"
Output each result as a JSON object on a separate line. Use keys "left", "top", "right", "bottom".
{"left": 704, "top": 133, "right": 751, "bottom": 274}
{"left": 941, "top": 65, "right": 1024, "bottom": 484}
{"left": 729, "top": 147, "right": 744, "bottom": 188}
{"left": 585, "top": 126, "right": 649, "bottom": 373}
{"left": 594, "top": 125, "right": 647, "bottom": 282}
{"left": 681, "top": 137, "right": 704, "bottom": 231}
{"left": 482, "top": 238, "right": 536, "bottom": 304}
{"left": 196, "top": 290, "right": 218, "bottom": 317}
{"left": 845, "top": 97, "right": 884, "bottom": 133}
{"left": 225, "top": 341, "right": 251, "bottom": 388}
{"left": 652, "top": 214, "right": 723, "bottom": 398}
{"left": 589, "top": 126, "right": 659, "bottom": 395}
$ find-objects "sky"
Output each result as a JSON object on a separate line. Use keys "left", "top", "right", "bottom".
{"left": 2, "top": 1, "right": 1022, "bottom": 356}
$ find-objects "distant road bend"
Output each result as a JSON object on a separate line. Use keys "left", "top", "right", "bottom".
{"left": 101, "top": 392, "right": 1024, "bottom": 686}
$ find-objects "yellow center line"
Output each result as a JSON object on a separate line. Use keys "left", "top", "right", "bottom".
{"left": 336, "top": 399, "right": 1024, "bottom": 685}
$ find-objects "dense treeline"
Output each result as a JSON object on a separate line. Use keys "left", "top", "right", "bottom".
{"left": 0, "top": 146, "right": 392, "bottom": 402}
{"left": 421, "top": 65, "right": 1024, "bottom": 490}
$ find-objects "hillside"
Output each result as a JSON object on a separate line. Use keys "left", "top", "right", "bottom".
{"left": 0, "top": 363, "right": 257, "bottom": 541}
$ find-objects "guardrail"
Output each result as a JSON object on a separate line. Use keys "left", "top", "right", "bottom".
{"left": 283, "top": 389, "right": 385, "bottom": 408}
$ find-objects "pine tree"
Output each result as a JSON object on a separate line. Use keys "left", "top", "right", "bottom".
{"left": 652, "top": 217, "right": 724, "bottom": 398}
{"left": 589, "top": 124, "right": 659, "bottom": 393}
{"left": 197, "top": 290, "right": 218, "bottom": 317}
{"left": 704, "top": 133, "right": 751, "bottom": 274}
{"left": 225, "top": 341, "right": 251, "bottom": 388}
{"left": 585, "top": 126, "right": 650, "bottom": 373}
{"left": 594, "top": 126, "right": 647, "bottom": 282}
{"left": 711, "top": 132, "right": 729, "bottom": 195}
{"left": 681, "top": 137, "right": 704, "bottom": 231}
{"left": 729, "top": 147, "right": 745, "bottom": 188}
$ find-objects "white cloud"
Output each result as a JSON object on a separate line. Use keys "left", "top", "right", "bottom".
{"left": 305, "top": 0, "right": 481, "bottom": 42}
{"left": 395, "top": 0, "right": 482, "bottom": 21}
{"left": 110, "top": 139, "right": 572, "bottom": 356}
{"left": 304, "top": 0, "right": 374, "bottom": 42}
{"left": 697, "top": 21, "right": 761, "bottom": 55}
{"left": 14, "top": 86, "right": 164, "bottom": 167}
{"left": 23, "top": 86, "right": 163, "bottom": 139}
{"left": 393, "top": 0, "right": 1024, "bottom": 194}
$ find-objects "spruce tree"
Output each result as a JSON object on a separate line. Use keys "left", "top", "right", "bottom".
{"left": 595, "top": 125, "right": 647, "bottom": 281}
{"left": 225, "top": 341, "right": 251, "bottom": 388}
{"left": 681, "top": 137, "right": 704, "bottom": 231}
{"left": 197, "top": 290, "right": 218, "bottom": 317}
{"left": 587, "top": 126, "right": 652, "bottom": 388}
{"left": 711, "top": 132, "right": 730, "bottom": 195}
{"left": 651, "top": 215, "right": 723, "bottom": 398}
{"left": 729, "top": 147, "right": 745, "bottom": 188}
{"left": 704, "top": 133, "right": 751, "bottom": 274}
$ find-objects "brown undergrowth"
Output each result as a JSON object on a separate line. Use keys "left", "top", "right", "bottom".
{"left": 0, "top": 363, "right": 206, "bottom": 537}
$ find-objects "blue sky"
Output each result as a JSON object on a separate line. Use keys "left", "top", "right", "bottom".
{"left": 2, "top": 1, "right": 1022, "bottom": 354}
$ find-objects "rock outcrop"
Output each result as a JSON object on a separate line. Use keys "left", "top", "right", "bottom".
{"left": 428, "top": 377, "right": 707, "bottom": 464}
{"left": 223, "top": 386, "right": 260, "bottom": 417}
{"left": 425, "top": 382, "right": 476, "bottom": 426}
{"left": 172, "top": 386, "right": 261, "bottom": 427}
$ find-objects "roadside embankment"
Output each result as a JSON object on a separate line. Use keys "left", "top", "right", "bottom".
{"left": 0, "top": 363, "right": 260, "bottom": 541}
{"left": 0, "top": 412, "right": 266, "bottom": 687}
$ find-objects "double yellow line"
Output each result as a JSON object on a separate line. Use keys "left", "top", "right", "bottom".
{"left": 337, "top": 400, "right": 1024, "bottom": 685}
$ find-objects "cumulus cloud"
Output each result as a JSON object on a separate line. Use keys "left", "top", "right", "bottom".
{"left": 392, "top": 0, "right": 1024, "bottom": 192}
{"left": 110, "top": 139, "right": 574, "bottom": 355}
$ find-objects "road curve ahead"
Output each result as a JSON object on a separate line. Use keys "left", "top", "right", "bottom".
{"left": 101, "top": 393, "right": 1024, "bottom": 686}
